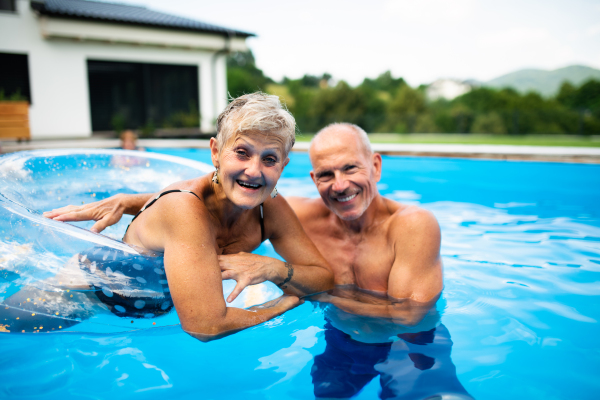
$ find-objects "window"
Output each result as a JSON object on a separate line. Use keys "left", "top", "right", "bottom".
{"left": 87, "top": 60, "right": 200, "bottom": 132}
{"left": 0, "top": 52, "right": 31, "bottom": 103}
{"left": 0, "top": 0, "right": 17, "bottom": 12}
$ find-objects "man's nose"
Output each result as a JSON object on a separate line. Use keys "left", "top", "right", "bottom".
{"left": 331, "top": 172, "right": 349, "bottom": 192}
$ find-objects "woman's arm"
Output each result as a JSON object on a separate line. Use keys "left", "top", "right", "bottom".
{"left": 218, "top": 195, "right": 334, "bottom": 302}
{"left": 155, "top": 195, "right": 302, "bottom": 342}
{"left": 43, "top": 193, "right": 152, "bottom": 232}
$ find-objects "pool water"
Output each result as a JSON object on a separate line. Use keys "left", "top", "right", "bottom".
{"left": 1, "top": 148, "right": 600, "bottom": 399}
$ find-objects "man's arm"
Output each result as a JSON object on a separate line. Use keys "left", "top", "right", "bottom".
{"left": 43, "top": 193, "right": 152, "bottom": 232}
{"left": 310, "top": 207, "right": 443, "bottom": 326}
{"left": 311, "top": 292, "right": 437, "bottom": 326}
{"left": 218, "top": 195, "right": 334, "bottom": 302}
{"left": 387, "top": 208, "right": 443, "bottom": 303}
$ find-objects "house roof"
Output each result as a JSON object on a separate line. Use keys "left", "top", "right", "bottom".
{"left": 31, "top": 0, "right": 255, "bottom": 38}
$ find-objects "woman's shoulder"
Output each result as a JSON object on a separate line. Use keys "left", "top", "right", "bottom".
{"left": 146, "top": 190, "right": 216, "bottom": 246}
{"left": 160, "top": 174, "right": 211, "bottom": 197}
{"left": 144, "top": 176, "right": 213, "bottom": 226}
{"left": 152, "top": 188, "right": 209, "bottom": 216}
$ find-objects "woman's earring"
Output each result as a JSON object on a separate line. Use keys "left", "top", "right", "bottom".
{"left": 270, "top": 187, "right": 278, "bottom": 198}
{"left": 212, "top": 168, "right": 219, "bottom": 184}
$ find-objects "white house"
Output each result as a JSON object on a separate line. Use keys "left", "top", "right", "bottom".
{"left": 0, "top": 0, "right": 253, "bottom": 138}
{"left": 426, "top": 79, "right": 474, "bottom": 101}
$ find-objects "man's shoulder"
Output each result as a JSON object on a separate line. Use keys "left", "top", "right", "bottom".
{"left": 286, "top": 196, "right": 330, "bottom": 220}
{"left": 383, "top": 198, "right": 440, "bottom": 238}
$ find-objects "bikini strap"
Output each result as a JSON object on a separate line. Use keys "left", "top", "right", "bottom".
{"left": 260, "top": 203, "right": 265, "bottom": 243}
{"left": 125, "top": 189, "right": 201, "bottom": 234}
{"left": 124, "top": 189, "right": 265, "bottom": 243}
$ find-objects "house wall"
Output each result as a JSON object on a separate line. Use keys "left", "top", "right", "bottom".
{"left": 0, "top": 0, "right": 243, "bottom": 138}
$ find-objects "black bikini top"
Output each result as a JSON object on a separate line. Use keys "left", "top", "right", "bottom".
{"left": 124, "top": 189, "right": 265, "bottom": 242}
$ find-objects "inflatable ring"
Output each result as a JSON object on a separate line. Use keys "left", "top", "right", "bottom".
{"left": 0, "top": 149, "right": 281, "bottom": 334}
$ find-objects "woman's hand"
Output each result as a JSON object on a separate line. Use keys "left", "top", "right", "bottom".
{"left": 43, "top": 193, "right": 152, "bottom": 233}
{"left": 219, "top": 252, "right": 284, "bottom": 303}
{"left": 43, "top": 193, "right": 133, "bottom": 233}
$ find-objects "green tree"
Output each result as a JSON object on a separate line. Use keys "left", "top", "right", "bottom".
{"left": 556, "top": 82, "right": 577, "bottom": 108}
{"left": 555, "top": 79, "right": 600, "bottom": 134}
{"left": 414, "top": 114, "right": 440, "bottom": 133}
{"left": 385, "top": 86, "right": 427, "bottom": 132}
{"left": 470, "top": 112, "right": 507, "bottom": 134}
{"left": 226, "top": 51, "right": 272, "bottom": 97}
{"left": 575, "top": 79, "right": 600, "bottom": 114}
{"left": 302, "top": 81, "right": 386, "bottom": 133}
{"left": 361, "top": 71, "right": 406, "bottom": 95}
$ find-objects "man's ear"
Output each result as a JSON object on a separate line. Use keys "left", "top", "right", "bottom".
{"left": 310, "top": 170, "right": 317, "bottom": 185}
{"left": 283, "top": 157, "right": 290, "bottom": 169}
{"left": 372, "top": 153, "right": 382, "bottom": 182}
{"left": 209, "top": 137, "right": 219, "bottom": 168}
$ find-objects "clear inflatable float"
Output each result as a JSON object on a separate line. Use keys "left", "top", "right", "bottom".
{"left": 0, "top": 149, "right": 282, "bottom": 334}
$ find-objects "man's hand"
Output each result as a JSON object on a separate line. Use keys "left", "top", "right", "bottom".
{"left": 248, "top": 294, "right": 304, "bottom": 311}
{"left": 308, "top": 286, "right": 438, "bottom": 326}
{"left": 43, "top": 194, "right": 128, "bottom": 233}
{"left": 306, "top": 292, "right": 335, "bottom": 304}
{"left": 219, "top": 252, "right": 284, "bottom": 303}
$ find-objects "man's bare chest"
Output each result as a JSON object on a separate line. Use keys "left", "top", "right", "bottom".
{"left": 312, "top": 230, "right": 395, "bottom": 291}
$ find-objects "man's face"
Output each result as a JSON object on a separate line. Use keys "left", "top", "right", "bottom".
{"left": 310, "top": 131, "right": 381, "bottom": 221}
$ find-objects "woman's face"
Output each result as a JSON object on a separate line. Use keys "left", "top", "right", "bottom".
{"left": 211, "top": 132, "right": 289, "bottom": 209}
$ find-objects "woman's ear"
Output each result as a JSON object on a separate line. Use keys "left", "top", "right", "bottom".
{"left": 209, "top": 138, "right": 219, "bottom": 168}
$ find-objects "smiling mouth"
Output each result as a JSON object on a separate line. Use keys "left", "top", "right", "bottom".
{"left": 334, "top": 193, "right": 358, "bottom": 203}
{"left": 237, "top": 180, "right": 262, "bottom": 190}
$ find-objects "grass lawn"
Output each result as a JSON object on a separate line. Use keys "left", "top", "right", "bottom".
{"left": 294, "top": 133, "right": 600, "bottom": 147}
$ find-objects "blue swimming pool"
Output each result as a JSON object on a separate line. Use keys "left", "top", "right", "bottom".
{"left": 1, "top": 148, "right": 599, "bottom": 399}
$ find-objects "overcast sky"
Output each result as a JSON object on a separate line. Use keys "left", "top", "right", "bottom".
{"left": 118, "top": 0, "right": 600, "bottom": 86}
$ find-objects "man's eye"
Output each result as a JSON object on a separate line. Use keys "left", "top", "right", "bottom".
{"left": 264, "top": 157, "right": 277, "bottom": 164}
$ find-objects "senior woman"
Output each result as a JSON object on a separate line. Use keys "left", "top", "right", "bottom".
{"left": 44, "top": 93, "right": 333, "bottom": 341}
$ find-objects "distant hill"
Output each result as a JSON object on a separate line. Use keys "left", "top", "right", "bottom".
{"left": 484, "top": 65, "right": 600, "bottom": 97}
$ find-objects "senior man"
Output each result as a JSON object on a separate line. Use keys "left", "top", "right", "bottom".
{"left": 288, "top": 123, "right": 442, "bottom": 310}
{"left": 287, "top": 123, "right": 470, "bottom": 400}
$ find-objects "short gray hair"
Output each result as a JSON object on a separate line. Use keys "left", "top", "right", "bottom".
{"left": 312, "top": 123, "right": 372, "bottom": 155}
{"left": 216, "top": 92, "right": 296, "bottom": 155}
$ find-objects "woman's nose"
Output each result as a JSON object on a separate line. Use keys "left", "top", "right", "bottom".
{"left": 245, "top": 157, "right": 262, "bottom": 178}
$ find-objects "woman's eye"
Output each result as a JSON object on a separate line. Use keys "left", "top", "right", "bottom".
{"left": 236, "top": 150, "right": 248, "bottom": 157}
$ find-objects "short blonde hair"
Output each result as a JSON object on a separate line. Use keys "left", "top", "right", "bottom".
{"left": 215, "top": 92, "right": 296, "bottom": 155}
